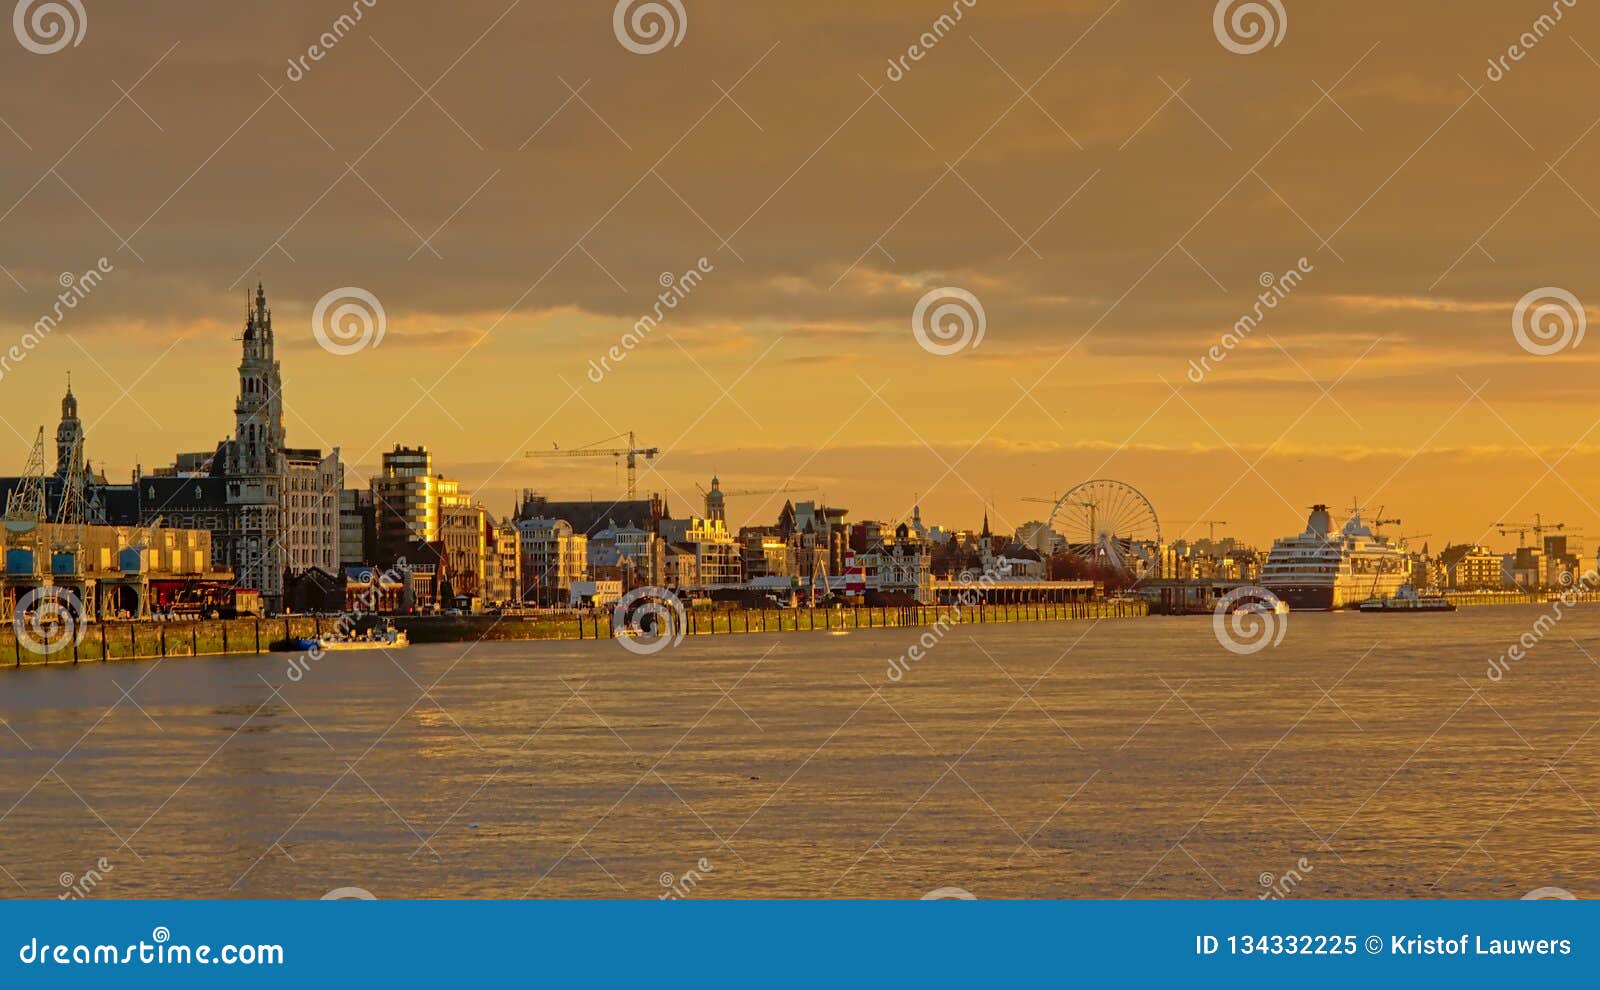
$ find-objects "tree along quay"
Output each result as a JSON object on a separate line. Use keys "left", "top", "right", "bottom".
{"left": 1, "top": 600, "right": 1147, "bottom": 668}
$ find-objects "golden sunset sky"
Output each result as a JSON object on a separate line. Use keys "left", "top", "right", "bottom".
{"left": 2, "top": 0, "right": 1598, "bottom": 550}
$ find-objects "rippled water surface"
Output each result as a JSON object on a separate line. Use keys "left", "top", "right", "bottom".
{"left": 1, "top": 606, "right": 1597, "bottom": 900}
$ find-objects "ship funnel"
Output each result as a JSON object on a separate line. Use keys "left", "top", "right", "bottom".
{"left": 1307, "top": 504, "right": 1332, "bottom": 538}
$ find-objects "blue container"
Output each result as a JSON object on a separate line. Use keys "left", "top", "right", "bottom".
{"left": 4, "top": 547, "right": 34, "bottom": 574}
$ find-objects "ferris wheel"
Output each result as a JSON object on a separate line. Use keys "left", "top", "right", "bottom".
{"left": 1047, "top": 479, "right": 1162, "bottom": 574}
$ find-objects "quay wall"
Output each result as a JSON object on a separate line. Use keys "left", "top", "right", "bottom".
{"left": 1443, "top": 591, "right": 1600, "bottom": 608}
{"left": 0, "top": 600, "right": 1146, "bottom": 668}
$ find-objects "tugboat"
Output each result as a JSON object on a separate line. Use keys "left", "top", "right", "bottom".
{"left": 1357, "top": 583, "right": 1456, "bottom": 613}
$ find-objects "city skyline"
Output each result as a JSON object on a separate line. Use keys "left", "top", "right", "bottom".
{"left": 3, "top": 1, "right": 1599, "bottom": 549}
{"left": 5, "top": 0, "right": 1600, "bottom": 929}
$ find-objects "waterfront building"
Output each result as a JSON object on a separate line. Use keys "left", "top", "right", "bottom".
{"left": 516, "top": 493, "right": 665, "bottom": 535}
{"left": 587, "top": 520, "right": 659, "bottom": 586}
{"left": 852, "top": 520, "right": 933, "bottom": 602}
{"left": 1542, "top": 534, "right": 1582, "bottom": 587}
{"left": 664, "top": 544, "right": 699, "bottom": 589}
{"left": 1, "top": 520, "right": 236, "bottom": 621}
{"left": 1159, "top": 541, "right": 1261, "bottom": 583}
{"left": 369, "top": 443, "right": 492, "bottom": 601}
{"left": 5, "top": 289, "right": 344, "bottom": 613}
{"left": 783, "top": 499, "right": 850, "bottom": 579}
{"left": 737, "top": 528, "right": 793, "bottom": 578}
{"left": 1015, "top": 520, "right": 1059, "bottom": 558}
{"left": 339, "top": 488, "right": 376, "bottom": 567}
{"left": 281, "top": 447, "right": 343, "bottom": 579}
{"left": 516, "top": 517, "right": 588, "bottom": 605}
{"left": 1508, "top": 546, "right": 1543, "bottom": 589}
{"left": 485, "top": 519, "right": 522, "bottom": 605}
{"left": 440, "top": 498, "right": 487, "bottom": 598}
{"left": 568, "top": 578, "right": 623, "bottom": 608}
{"left": 372, "top": 445, "right": 443, "bottom": 561}
{"left": 343, "top": 564, "right": 404, "bottom": 613}
{"left": 992, "top": 543, "right": 1045, "bottom": 579}
{"left": 212, "top": 285, "right": 343, "bottom": 610}
{"left": 658, "top": 514, "right": 741, "bottom": 587}
{"left": 516, "top": 493, "right": 668, "bottom": 589}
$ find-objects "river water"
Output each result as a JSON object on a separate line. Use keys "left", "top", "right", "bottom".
{"left": 0, "top": 605, "right": 1595, "bottom": 900}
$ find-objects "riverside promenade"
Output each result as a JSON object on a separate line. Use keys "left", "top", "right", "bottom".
{"left": 1, "top": 599, "right": 1149, "bottom": 668}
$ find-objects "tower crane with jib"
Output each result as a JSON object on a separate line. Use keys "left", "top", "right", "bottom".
{"left": 1496, "top": 515, "right": 1566, "bottom": 549}
{"left": 525, "top": 431, "right": 660, "bottom": 500}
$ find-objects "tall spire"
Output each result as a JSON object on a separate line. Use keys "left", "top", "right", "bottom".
{"left": 56, "top": 376, "right": 83, "bottom": 478}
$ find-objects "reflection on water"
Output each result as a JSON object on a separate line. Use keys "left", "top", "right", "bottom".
{"left": 0, "top": 605, "right": 1596, "bottom": 900}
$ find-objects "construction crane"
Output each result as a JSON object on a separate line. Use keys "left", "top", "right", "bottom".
{"left": 525, "top": 431, "right": 660, "bottom": 499}
{"left": 3, "top": 428, "right": 48, "bottom": 530}
{"left": 1497, "top": 515, "right": 1565, "bottom": 548}
{"left": 1167, "top": 519, "right": 1230, "bottom": 542}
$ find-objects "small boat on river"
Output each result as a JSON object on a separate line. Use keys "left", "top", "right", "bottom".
{"left": 1357, "top": 584, "right": 1456, "bottom": 613}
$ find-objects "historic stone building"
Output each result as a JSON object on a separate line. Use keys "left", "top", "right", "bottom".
{"left": 133, "top": 285, "right": 340, "bottom": 611}
{"left": 3, "top": 288, "right": 341, "bottom": 614}
{"left": 207, "top": 284, "right": 340, "bottom": 610}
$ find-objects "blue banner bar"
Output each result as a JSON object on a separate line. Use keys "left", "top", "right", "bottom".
{"left": 0, "top": 900, "right": 1588, "bottom": 987}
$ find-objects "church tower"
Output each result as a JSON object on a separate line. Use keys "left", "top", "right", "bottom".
{"left": 222, "top": 282, "right": 289, "bottom": 609}
{"left": 55, "top": 376, "right": 84, "bottom": 478}
{"left": 229, "top": 283, "right": 287, "bottom": 475}
{"left": 705, "top": 475, "right": 725, "bottom": 523}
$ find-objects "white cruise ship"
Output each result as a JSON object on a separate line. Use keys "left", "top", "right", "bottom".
{"left": 1260, "top": 504, "right": 1412, "bottom": 611}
